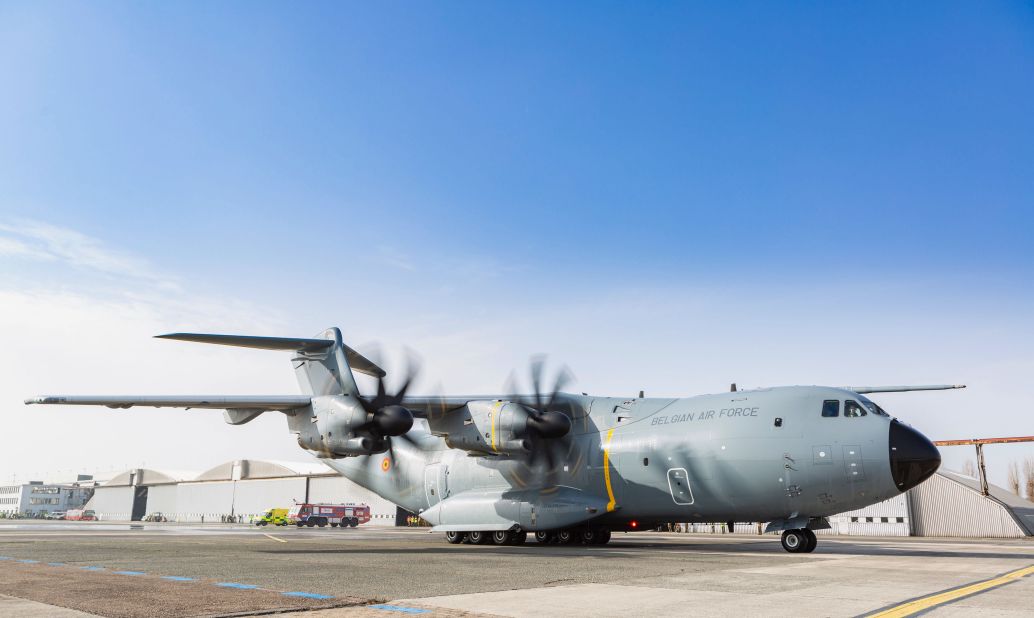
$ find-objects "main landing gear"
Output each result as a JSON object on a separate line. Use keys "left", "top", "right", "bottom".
{"left": 780, "top": 529, "right": 817, "bottom": 553}
{"left": 444, "top": 528, "right": 611, "bottom": 546}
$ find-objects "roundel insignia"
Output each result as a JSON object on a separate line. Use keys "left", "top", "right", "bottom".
{"left": 381, "top": 458, "right": 391, "bottom": 472}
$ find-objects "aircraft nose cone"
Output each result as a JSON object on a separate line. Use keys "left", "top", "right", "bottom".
{"left": 889, "top": 419, "right": 941, "bottom": 492}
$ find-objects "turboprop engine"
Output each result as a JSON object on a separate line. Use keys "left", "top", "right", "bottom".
{"left": 439, "top": 399, "right": 570, "bottom": 456}
{"left": 304, "top": 394, "right": 414, "bottom": 457}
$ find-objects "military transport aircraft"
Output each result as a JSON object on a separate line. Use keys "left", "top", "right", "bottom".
{"left": 27, "top": 328, "right": 956, "bottom": 552}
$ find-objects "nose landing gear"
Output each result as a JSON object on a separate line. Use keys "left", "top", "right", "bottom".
{"left": 780, "top": 529, "right": 817, "bottom": 553}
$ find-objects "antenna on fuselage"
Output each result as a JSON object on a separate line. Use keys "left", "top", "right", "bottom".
{"left": 730, "top": 383, "right": 737, "bottom": 392}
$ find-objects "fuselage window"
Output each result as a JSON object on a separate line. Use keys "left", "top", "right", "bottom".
{"left": 821, "top": 400, "right": 840, "bottom": 417}
{"left": 844, "top": 400, "right": 867, "bottom": 418}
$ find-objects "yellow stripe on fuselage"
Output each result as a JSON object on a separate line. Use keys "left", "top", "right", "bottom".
{"left": 603, "top": 428, "right": 616, "bottom": 512}
{"left": 870, "top": 564, "right": 1034, "bottom": 617}
{"left": 490, "top": 401, "right": 501, "bottom": 452}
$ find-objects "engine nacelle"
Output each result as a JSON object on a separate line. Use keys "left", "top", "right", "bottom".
{"left": 438, "top": 400, "right": 532, "bottom": 456}
{"left": 304, "top": 394, "right": 381, "bottom": 457}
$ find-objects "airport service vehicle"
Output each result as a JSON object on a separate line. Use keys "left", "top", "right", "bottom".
{"left": 45, "top": 511, "right": 66, "bottom": 520}
{"left": 288, "top": 503, "right": 369, "bottom": 528}
{"left": 28, "top": 328, "right": 956, "bottom": 552}
{"left": 255, "top": 507, "right": 289, "bottom": 526}
{"left": 65, "top": 509, "right": 97, "bottom": 521}
{"left": 143, "top": 512, "right": 168, "bottom": 522}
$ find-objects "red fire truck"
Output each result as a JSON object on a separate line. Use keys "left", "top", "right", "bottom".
{"left": 64, "top": 509, "right": 97, "bottom": 521}
{"left": 287, "top": 503, "right": 371, "bottom": 528}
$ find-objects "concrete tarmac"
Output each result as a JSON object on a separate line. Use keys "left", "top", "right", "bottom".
{"left": 0, "top": 521, "right": 1031, "bottom": 617}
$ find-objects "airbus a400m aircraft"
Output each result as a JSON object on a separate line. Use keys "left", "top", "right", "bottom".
{"left": 28, "top": 328, "right": 957, "bottom": 553}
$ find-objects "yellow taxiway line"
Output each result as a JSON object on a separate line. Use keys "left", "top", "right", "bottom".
{"left": 870, "top": 564, "right": 1034, "bottom": 617}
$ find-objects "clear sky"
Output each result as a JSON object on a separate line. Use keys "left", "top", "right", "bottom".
{"left": 1, "top": 3, "right": 1032, "bottom": 489}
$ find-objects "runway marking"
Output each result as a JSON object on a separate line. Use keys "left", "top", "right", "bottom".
{"left": 17, "top": 559, "right": 38, "bottom": 563}
{"left": 161, "top": 576, "right": 195, "bottom": 582}
{"left": 867, "top": 564, "right": 1034, "bottom": 618}
{"left": 81, "top": 566, "right": 105, "bottom": 571}
{"left": 283, "top": 591, "right": 334, "bottom": 599}
{"left": 113, "top": 571, "right": 146, "bottom": 576}
{"left": 370, "top": 604, "right": 430, "bottom": 614}
{"left": 47, "top": 562, "right": 64, "bottom": 566}
{"left": 262, "top": 533, "right": 287, "bottom": 543}
{"left": 216, "top": 582, "right": 259, "bottom": 590}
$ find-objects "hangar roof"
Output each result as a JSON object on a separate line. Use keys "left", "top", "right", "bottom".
{"left": 103, "top": 468, "right": 200, "bottom": 487}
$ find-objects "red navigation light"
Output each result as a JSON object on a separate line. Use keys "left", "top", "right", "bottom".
{"left": 630, "top": 520, "right": 638, "bottom": 529}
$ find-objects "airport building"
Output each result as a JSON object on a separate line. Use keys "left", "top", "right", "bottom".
{"left": 85, "top": 460, "right": 401, "bottom": 524}
{"left": 0, "top": 479, "right": 95, "bottom": 517}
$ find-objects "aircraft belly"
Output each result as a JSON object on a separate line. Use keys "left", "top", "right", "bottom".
{"left": 423, "top": 487, "right": 610, "bottom": 532}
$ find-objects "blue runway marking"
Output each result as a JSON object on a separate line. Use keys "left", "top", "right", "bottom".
{"left": 0, "top": 556, "right": 10, "bottom": 560}
{"left": 370, "top": 605, "right": 431, "bottom": 614}
{"left": 17, "top": 559, "right": 39, "bottom": 563}
{"left": 81, "top": 566, "right": 105, "bottom": 571}
{"left": 216, "top": 582, "right": 259, "bottom": 590}
{"left": 282, "top": 591, "right": 334, "bottom": 599}
{"left": 162, "top": 576, "right": 195, "bottom": 582}
{"left": 114, "top": 571, "right": 146, "bottom": 576}
{"left": 47, "top": 562, "right": 65, "bottom": 566}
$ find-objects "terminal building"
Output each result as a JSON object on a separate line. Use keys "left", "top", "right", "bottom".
{"left": 59, "top": 462, "right": 1034, "bottom": 537}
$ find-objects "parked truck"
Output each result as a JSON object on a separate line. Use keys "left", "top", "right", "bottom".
{"left": 255, "top": 507, "right": 289, "bottom": 526}
{"left": 287, "top": 503, "right": 371, "bottom": 528}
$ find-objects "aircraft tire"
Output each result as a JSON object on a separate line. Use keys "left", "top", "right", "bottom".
{"left": 512, "top": 531, "right": 527, "bottom": 545}
{"left": 492, "top": 531, "right": 513, "bottom": 545}
{"left": 780, "top": 529, "right": 808, "bottom": 553}
{"left": 802, "top": 529, "right": 817, "bottom": 553}
{"left": 468, "top": 530, "right": 491, "bottom": 545}
{"left": 445, "top": 531, "right": 465, "bottom": 544}
{"left": 588, "top": 529, "right": 611, "bottom": 545}
{"left": 534, "top": 531, "right": 555, "bottom": 544}
{"left": 556, "top": 529, "right": 576, "bottom": 544}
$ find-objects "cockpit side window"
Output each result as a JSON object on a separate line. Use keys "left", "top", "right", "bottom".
{"left": 844, "top": 400, "right": 867, "bottom": 418}
{"left": 861, "top": 400, "right": 890, "bottom": 417}
{"left": 821, "top": 400, "right": 840, "bottom": 417}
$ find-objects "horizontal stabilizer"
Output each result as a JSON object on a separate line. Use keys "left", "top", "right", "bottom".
{"left": 156, "top": 332, "right": 386, "bottom": 378}
{"left": 845, "top": 384, "right": 966, "bottom": 394}
{"left": 24, "top": 395, "right": 311, "bottom": 410}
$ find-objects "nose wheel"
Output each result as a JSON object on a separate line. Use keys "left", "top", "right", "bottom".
{"left": 780, "top": 529, "right": 817, "bottom": 553}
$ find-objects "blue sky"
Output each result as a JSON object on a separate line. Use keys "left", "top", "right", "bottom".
{"left": 1, "top": 3, "right": 1033, "bottom": 486}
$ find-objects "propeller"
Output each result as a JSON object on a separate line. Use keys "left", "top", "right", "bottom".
{"left": 356, "top": 355, "right": 420, "bottom": 453}
{"left": 508, "top": 356, "right": 574, "bottom": 478}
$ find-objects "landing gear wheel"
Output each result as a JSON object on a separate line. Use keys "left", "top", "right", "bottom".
{"left": 492, "top": 531, "right": 513, "bottom": 545}
{"left": 556, "top": 529, "right": 576, "bottom": 544}
{"left": 580, "top": 528, "right": 600, "bottom": 545}
{"left": 780, "top": 529, "right": 808, "bottom": 553}
{"left": 802, "top": 529, "right": 817, "bottom": 553}
{"left": 596, "top": 529, "right": 611, "bottom": 545}
{"left": 512, "top": 531, "right": 527, "bottom": 545}
{"left": 445, "top": 531, "right": 465, "bottom": 544}
{"left": 467, "top": 530, "right": 491, "bottom": 545}
{"left": 534, "top": 531, "right": 555, "bottom": 544}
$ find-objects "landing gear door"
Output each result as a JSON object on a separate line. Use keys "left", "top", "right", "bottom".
{"left": 424, "top": 464, "right": 443, "bottom": 507}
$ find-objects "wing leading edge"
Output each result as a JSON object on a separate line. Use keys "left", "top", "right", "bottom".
{"left": 24, "top": 395, "right": 311, "bottom": 410}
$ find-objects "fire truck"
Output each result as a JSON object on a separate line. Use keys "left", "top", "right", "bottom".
{"left": 287, "top": 503, "right": 371, "bottom": 528}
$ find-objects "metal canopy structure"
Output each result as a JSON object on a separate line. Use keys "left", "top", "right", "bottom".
{"left": 933, "top": 436, "right": 1034, "bottom": 496}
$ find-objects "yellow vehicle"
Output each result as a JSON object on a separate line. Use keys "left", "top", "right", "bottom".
{"left": 255, "top": 508, "right": 289, "bottom": 526}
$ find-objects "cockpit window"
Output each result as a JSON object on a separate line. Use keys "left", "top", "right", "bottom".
{"left": 821, "top": 400, "right": 840, "bottom": 417}
{"left": 844, "top": 400, "right": 867, "bottom": 418}
{"left": 861, "top": 400, "right": 890, "bottom": 417}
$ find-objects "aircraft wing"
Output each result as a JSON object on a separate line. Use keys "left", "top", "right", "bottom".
{"left": 844, "top": 385, "right": 966, "bottom": 394}
{"left": 24, "top": 395, "right": 312, "bottom": 410}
